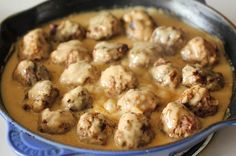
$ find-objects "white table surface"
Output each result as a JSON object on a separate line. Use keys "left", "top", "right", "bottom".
{"left": 0, "top": 0, "right": 236, "bottom": 155}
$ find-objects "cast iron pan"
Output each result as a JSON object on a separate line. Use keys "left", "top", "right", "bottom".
{"left": 0, "top": 0, "right": 236, "bottom": 155}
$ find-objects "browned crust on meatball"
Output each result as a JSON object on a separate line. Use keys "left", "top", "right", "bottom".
{"left": 122, "top": 9, "right": 155, "bottom": 41}
{"left": 160, "top": 102, "right": 201, "bottom": 138}
{"left": 151, "top": 58, "right": 181, "bottom": 88}
{"left": 18, "top": 29, "right": 50, "bottom": 60}
{"left": 23, "top": 81, "right": 59, "bottom": 112}
{"left": 13, "top": 60, "right": 51, "bottom": 87}
{"left": 50, "top": 20, "right": 86, "bottom": 42}
{"left": 100, "top": 65, "right": 138, "bottom": 97}
{"left": 178, "top": 85, "right": 219, "bottom": 117}
{"left": 87, "top": 12, "right": 122, "bottom": 40}
{"left": 77, "top": 112, "right": 114, "bottom": 145}
{"left": 182, "top": 64, "right": 224, "bottom": 91}
{"left": 181, "top": 37, "right": 218, "bottom": 66}
{"left": 114, "top": 112, "right": 154, "bottom": 149}
{"left": 38, "top": 109, "right": 76, "bottom": 134}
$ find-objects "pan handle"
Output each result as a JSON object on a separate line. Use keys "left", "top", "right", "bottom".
{"left": 194, "top": 0, "right": 206, "bottom": 4}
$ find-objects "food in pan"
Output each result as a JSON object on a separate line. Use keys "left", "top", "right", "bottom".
{"left": 1, "top": 7, "right": 233, "bottom": 150}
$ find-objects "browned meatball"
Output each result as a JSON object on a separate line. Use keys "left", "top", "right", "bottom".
{"left": 38, "top": 108, "right": 76, "bottom": 134}
{"left": 182, "top": 64, "right": 224, "bottom": 91}
{"left": 177, "top": 85, "right": 219, "bottom": 117}
{"left": 13, "top": 60, "right": 50, "bottom": 87}
{"left": 117, "top": 89, "right": 159, "bottom": 115}
{"left": 50, "top": 20, "right": 86, "bottom": 42}
{"left": 18, "top": 28, "right": 50, "bottom": 60}
{"left": 151, "top": 59, "right": 181, "bottom": 88}
{"left": 87, "top": 12, "right": 122, "bottom": 40}
{"left": 123, "top": 9, "right": 155, "bottom": 41}
{"left": 151, "top": 26, "right": 185, "bottom": 55}
{"left": 23, "top": 80, "right": 59, "bottom": 112}
{"left": 77, "top": 112, "right": 113, "bottom": 145}
{"left": 201, "top": 68, "right": 224, "bottom": 91}
{"left": 181, "top": 37, "right": 218, "bottom": 66}
{"left": 50, "top": 40, "right": 90, "bottom": 65}
{"left": 128, "top": 42, "right": 162, "bottom": 68}
{"left": 60, "top": 61, "right": 97, "bottom": 86}
{"left": 161, "top": 102, "right": 201, "bottom": 138}
{"left": 182, "top": 64, "right": 204, "bottom": 87}
{"left": 114, "top": 112, "right": 154, "bottom": 149}
{"left": 100, "top": 65, "right": 137, "bottom": 97}
{"left": 62, "top": 86, "right": 93, "bottom": 112}
{"left": 93, "top": 41, "right": 128, "bottom": 64}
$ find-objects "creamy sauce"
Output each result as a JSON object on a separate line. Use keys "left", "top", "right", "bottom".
{"left": 1, "top": 7, "right": 234, "bottom": 150}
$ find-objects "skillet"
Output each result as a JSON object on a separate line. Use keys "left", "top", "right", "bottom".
{"left": 0, "top": 0, "right": 236, "bottom": 155}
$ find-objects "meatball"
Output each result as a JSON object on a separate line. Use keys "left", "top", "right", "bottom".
{"left": 161, "top": 102, "right": 201, "bottom": 138}
{"left": 181, "top": 37, "right": 218, "bottom": 66}
{"left": 128, "top": 42, "right": 162, "bottom": 68}
{"left": 114, "top": 112, "right": 154, "bottom": 149}
{"left": 13, "top": 60, "right": 50, "bottom": 87}
{"left": 177, "top": 85, "right": 219, "bottom": 117}
{"left": 123, "top": 9, "right": 155, "bottom": 41}
{"left": 38, "top": 108, "right": 76, "bottom": 134}
{"left": 182, "top": 64, "right": 203, "bottom": 87}
{"left": 182, "top": 64, "right": 224, "bottom": 91}
{"left": 87, "top": 12, "right": 122, "bottom": 40}
{"left": 23, "top": 80, "right": 59, "bottom": 112}
{"left": 201, "top": 68, "right": 225, "bottom": 91}
{"left": 77, "top": 112, "right": 113, "bottom": 145}
{"left": 50, "top": 20, "right": 86, "bottom": 42}
{"left": 151, "top": 26, "right": 184, "bottom": 55}
{"left": 18, "top": 28, "right": 50, "bottom": 60}
{"left": 117, "top": 89, "right": 159, "bottom": 115}
{"left": 100, "top": 65, "right": 137, "bottom": 97}
{"left": 60, "top": 61, "right": 97, "bottom": 86}
{"left": 93, "top": 41, "right": 129, "bottom": 64}
{"left": 62, "top": 86, "right": 93, "bottom": 112}
{"left": 50, "top": 40, "right": 90, "bottom": 65}
{"left": 151, "top": 59, "right": 181, "bottom": 88}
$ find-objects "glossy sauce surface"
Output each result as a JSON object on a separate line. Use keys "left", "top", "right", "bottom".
{"left": 1, "top": 7, "right": 234, "bottom": 150}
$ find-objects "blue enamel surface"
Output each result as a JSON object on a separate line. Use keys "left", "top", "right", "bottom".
{"left": 5, "top": 119, "right": 236, "bottom": 156}
{"left": 7, "top": 123, "right": 77, "bottom": 156}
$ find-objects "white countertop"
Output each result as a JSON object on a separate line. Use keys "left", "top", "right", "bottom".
{"left": 0, "top": 0, "right": 236, "bottom": 155}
